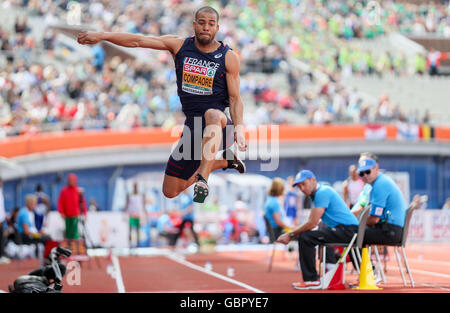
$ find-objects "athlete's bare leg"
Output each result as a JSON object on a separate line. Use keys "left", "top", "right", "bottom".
{"left": 162, "top": 158, "right": 227, "bottom": 198}
{"left": 197, "top": 109, "right": 228, "bottom": 180}
{"left": 162, "top": 108, "right": 240, "bottom": 200}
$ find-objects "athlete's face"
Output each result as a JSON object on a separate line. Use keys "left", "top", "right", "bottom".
{"left": 193, "top": 11, "right": 219, "bottom": 45}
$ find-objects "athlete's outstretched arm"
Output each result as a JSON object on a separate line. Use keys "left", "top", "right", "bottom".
{"left": 226, "top": 50, "right": 247, "bottom": 152}
{"left": 77, "top": 31, "right": 183, "bottom": 55}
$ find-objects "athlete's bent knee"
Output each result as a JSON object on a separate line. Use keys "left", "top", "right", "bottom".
{"left": 204, "top": 109, "right": 224, "bottom": 126}
{"left": 162, "top": 185, "right": 180, "bottom": 199}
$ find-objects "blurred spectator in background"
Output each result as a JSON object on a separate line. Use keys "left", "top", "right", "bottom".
{"left": 88, "top": 198, "right": 99, "bottom": 212}
{"left": 202, "top": 195, "right": 220, "bottom": 212}
{"left": 156, "top": 209, "right": 179, "bottom": 248}
{"left": 5, "top": 207, "right": 19, "bottom": 245}
{"left": 17, "top": 194, "right": 51, "bottom": 260}
{"left": 42, "top": 29, "right": 56, "bottom": 52}
{"left": 145, "top": 194, "right": 161, "bottom": 228}
{"left": 427, "top": 48, "right": 448, "bottom": 76}
{"left": 91, "top": 44, "right": 105, "bottom": 72}
{"left": 414, "top": 53, "right": 427, "bottom": 75}
{"left": 284, "top": 176, "right": 302, "bottom": 225}
{"left": 229, "top": 195, "right": 247, "bottom": 242}
{"left": 14, "top": 16, "right": 30, "bottom": 34}
{"left": 442, "top": 198, "right": 450, "bottom": 210}
{"left": 125, "top": 182, "right": 147, "bottom": 248}
{"left": 34, "top": 183, "right": 50, "bottom": 233}
{"left": 222, "top": 208, "right": 241, "bottom": 244}
{"left": 342, "top": 164, "right": 365, "bottom": 209}
{"left": 57, "top": 173, "right": 87, "bottom": 240}
{"left": 264, "top": 177, "right": 292, "bottom": 239}
{"left": 172, "top": 190, "right": 199, "bottom": 248}
{"left": 0, "top": 177, "right": 10, "bottom": 264}
{"left": 233, "top": 195, "right": 247, "bottom": 213}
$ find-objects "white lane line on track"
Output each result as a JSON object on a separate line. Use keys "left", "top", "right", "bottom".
{"left": 381, "top": 274, "right": 450, "bottom": 291}
{"left": 420, "top": 283, "right": 450, "bottom": 291}
{"left": 111, "top": 254, "right": 126, "bottom": 293}
{"left": 386, "top": 266, "right": 450, "bottom": 279}
{"left": 166, "top": 253, "right": 265, "bottom": 293}
{"left": 408, "top": 258, "right": 450, "bottom": 267}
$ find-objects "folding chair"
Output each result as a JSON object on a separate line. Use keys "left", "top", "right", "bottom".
{"left": 371, "top": 195, "right": 426, "bottom": 288}
{"left": 263, "top": 216, "right": 278, "bottom": 272}
{"left": 320, "top": 206, "right": 371, "bottom": 288}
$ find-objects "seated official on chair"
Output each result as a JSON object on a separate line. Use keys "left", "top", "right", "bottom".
{"left": 17, "top": 194, "right": 51, "bottom": 259}
{"left": 355, "top": 158, "right": 406, "bottom": 246}
{"left": 276, "top": 170, "right": 359, "bottom": 290}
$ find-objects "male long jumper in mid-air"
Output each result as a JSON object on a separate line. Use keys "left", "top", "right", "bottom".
{"left": 77, "top": 6, "right": 247, "bottom": 203}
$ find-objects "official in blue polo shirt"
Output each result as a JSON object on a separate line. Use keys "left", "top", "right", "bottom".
{"left": 356, "top": 157, "right": 406, "bottom": 245}
{"left": 350, "top": 152, "right": 377, "bottom": 217}
{"left": 277, "top": 170, "right": 359, "bottom": 290}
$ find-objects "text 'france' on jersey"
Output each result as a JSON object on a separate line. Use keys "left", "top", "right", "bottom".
{"left": 175, "top": 37, "right": 230, "bottom": 117}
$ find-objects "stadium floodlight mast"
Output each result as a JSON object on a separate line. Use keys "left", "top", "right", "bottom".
{"left": 170, "top": 119, "right": 279, "bottom": 172}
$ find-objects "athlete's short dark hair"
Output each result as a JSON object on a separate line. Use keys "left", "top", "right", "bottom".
{"left": 195, "top": 6, "right": 219, "bottom": 22}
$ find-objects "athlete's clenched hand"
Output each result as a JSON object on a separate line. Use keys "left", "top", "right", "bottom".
{"left": 77, "top": 31, "right": 102, "bottom": 45}
{"left": 234, "top": 126, "right": 247, "bottom": 152}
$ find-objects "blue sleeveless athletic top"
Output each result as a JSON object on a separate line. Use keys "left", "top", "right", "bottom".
{"left": 175, "top": 37, "right": 230, "bottom": 117}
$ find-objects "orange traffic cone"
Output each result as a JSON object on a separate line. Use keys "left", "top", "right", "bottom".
{"left": 353, "top": 248, "right": 382, "bottom": 290}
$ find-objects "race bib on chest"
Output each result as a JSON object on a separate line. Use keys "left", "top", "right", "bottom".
{"left": 182, "top": 57, "right": 220, "bottom": 95}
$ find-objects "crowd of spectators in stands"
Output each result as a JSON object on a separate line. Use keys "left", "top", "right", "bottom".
{"left": 0, "top": 0, "right": 447, "bottom": 137}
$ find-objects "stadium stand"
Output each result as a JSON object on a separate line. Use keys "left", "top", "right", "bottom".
{"left": 1, "top": 0, "right": 450, "bottom": 139}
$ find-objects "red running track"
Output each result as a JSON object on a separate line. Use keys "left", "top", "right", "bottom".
{"left": 1, "top": 243, "right": 449, "bottom": 293}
